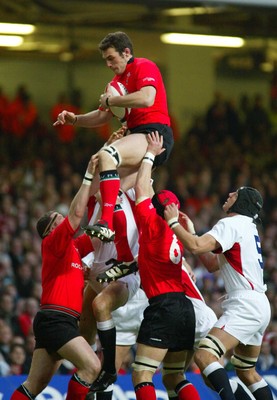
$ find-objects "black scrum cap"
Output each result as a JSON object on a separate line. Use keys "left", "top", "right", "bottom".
{"left": 228, "top": 187, "right": 263, "bottom": 223}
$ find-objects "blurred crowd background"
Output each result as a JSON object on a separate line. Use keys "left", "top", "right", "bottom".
{"left": 1, "top": 83, "right": 277, "bottom": 377}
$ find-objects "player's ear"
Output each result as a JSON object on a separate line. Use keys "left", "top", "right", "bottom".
{"left": 124, "top": 47, "right": 131, "bottom": 56}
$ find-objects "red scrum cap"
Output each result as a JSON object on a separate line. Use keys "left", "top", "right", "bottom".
{"left": 152, "top": 190, "right": 180, "bottom": 219}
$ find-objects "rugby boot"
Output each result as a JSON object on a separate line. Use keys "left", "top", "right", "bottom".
{"left": 88, "top": 370, "right": 117, "bottom": 393}
{"left": 96, "top": 259, "right": 138, "bottom": 283}
{"left": 83, "top": 220, "right": 115, "bottom": 242}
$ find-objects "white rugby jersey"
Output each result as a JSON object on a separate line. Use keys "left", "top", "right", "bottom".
{"left": 207, "top": 215, "right": 267, "bottom": 294}
{"left": 87, "top": 188, "right": 139, "bottom": 273}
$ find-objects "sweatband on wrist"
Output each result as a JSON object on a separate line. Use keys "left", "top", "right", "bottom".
{"left": 82, "top": 171, "right": 94, "bottom": 186}
{"left": 167, "top": 217, "right": 179, "bottom": 229}
{"left": 170, "top": 221, "right": 180, "bottom": 229}
{"left": 84, "top": 171, "right": 93, "bottom": 179}
{"left": 73, "top": 116, "right": 78, "bottom": 125}
{"left": 142, "top": 151, "right": 155, "bottom": 164}
{"left": 142, "top": 157, "right": 154, "bottom": 165}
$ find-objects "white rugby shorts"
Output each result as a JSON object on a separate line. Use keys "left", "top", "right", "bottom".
{"left": 214, "top": 290, "right": 271, "bottom": 345}
{"left": 112, "top": 288, "right": 149, "bottom": 345}
{"left": 189, "top": 297, "right": 218, "bottom": 347}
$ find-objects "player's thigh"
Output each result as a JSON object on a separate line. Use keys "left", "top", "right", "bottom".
{"left": 25, "top": 348, "right": 61, "bottom": 394}
{"left": 208, "top": 326, "right": 240, "bottom": 351}
{"left": 79, "top": 283, "right": 98, "bottom": 343}
{"left": 112, "top": 133, "right": 148, "bottom": 167}
{"left": 136, "top": 343, "right": 167, "bottom": 363}
{"left": 58, "top": 336, "right": 100, "bottom": 372}
{"left": 118, "top": 167, "right": 139, "bottom": 191}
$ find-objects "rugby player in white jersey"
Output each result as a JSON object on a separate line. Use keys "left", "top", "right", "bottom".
{"left": 164, "top": 186, "right": 273, "bottom": 400}
{"left": 80, "top": 183, "right": 147, "bottom": 399}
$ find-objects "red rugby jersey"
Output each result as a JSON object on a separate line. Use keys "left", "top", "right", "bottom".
{"left": 112, "top": 57, "right": 170, "bottom": 128}
{"left": 181, "top": 266, "right": 204, "bottom": 301}
{"left": 136, "top": 198, "right": 184, "bottom": 299}
{"left": 40, "top": 216, "right": 93, "bottom": 317}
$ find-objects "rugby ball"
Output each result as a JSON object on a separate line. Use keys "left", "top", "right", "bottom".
{"left": 105, "top": 81, "right": 130, "bottom": 122}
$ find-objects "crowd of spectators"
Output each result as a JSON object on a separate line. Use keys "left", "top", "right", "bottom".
{"left": 1, "top": 83, "right": 277, "bottom": 377}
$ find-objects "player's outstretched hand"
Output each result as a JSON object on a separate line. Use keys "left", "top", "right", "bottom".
{"left": 87, "top": 153, "right": 99, "bottom": 176}
{"left": 106, "top": 126, "right": 127, "bottom": 145}
{"left": 164, "top": 203, "right": 179, "bottom": 223}
{"left": 178, "top": 211, "right": 196, "bottom": 234}
{"left": 146, "top": 131, "right": 165, "bottom": 157}
{"left": 53, "top": 110, "right": 76, "bottom": 126}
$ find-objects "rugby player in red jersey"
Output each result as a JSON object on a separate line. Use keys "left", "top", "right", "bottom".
{"left": 131, "top": 131, "right": 197, "bottom": 400}
{"left": 54, "top": 31, "right": 174, "bottom": 243}
{"left": 10, "top": 155, "right": 101, "bottom": 400}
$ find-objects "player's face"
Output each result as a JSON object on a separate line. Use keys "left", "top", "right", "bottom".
{"left": 222, "top": 191, "right": 238, "bottom": 213}
{"left": 44, "top": 212, "right": 64, "bottom": 237}
{"left": 102, "top": 47, "right": 128, "bottom": 75}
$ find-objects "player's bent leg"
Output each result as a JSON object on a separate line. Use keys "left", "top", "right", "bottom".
{"left": 91, "top": 346, "right": 133, "bottom": 400}
{"left": 89, "top": 282, "right": 130, "bottom": 393}
{"left": 79, "top": 284, "right": 98, "bottom": 344}
{"left": 132, "top": 345, "right": 166, "bottom": 400}
{"left": 133, "top": 361, "right": 159, "bottom": 400}
{"left": 194, "top": 329, "right": 239, "bottom": 400}
{"left": 11, "top": 348, "right": 62, "bottom": 399}
{"left": 58, "top": 336, "right": 101, "bottom": 384}
{"left": 86, "top": 134, "right": 147, "bottom": 242}
{"left": 108, "top": 133, "right": 148, "bottom": 168}
{"left": 233, "top": 344, "right": 274, "bottom": 400}
{"left": 162, "top": 350, "right": 200, "bottom": 400}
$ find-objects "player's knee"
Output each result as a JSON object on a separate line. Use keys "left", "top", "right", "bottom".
{"left": 79, "top": 356, "right": 101, "bottom": 382}
{"left": 162, "top": 371, "right": 185, "bottom": 390}
{"left": 162, "top": 361, "right": 185, "bottom": 379}
{"left": 231, "top": 353, "right": 258, "bottom": 371}
{"left": 132, "top": 356, "right": 160, "bottom": 375}
{"left": 92, "top": 294, "right": 110, "bottom": 316}
{"left": 100, "top": 145, "right": 122, "bottom": 167}
{"left": 196, "top": 334, "right": 226, "bottom": 365}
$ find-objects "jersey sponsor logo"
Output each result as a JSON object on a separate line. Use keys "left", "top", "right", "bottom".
{"left": 103, "top": 202, "right": 114, "bottom": 208}
{"left": 143, "top": 77, "right": 155, "bottom": 82}
{"left": 71, "top": 262, "right": 83, "bottom": 270}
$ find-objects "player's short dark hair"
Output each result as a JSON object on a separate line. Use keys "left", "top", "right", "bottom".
{"left": 36, "top": 210, "right": 55, "bottom": 239}
{"left": 99, "top": 31, "right": 134, "bottom": 55}
{"left": 228, "top": 186, "right": 263, "bottom": 223}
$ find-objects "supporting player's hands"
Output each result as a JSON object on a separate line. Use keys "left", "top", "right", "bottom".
{"left": 146, "top": 131, "right": 165, "bottom": 157}
{"left": 87, "top": 153, "right": 99, "bottom": 176}
{"left": 53, "top": 110, "right": 76, "bottom": 126}
{"left": 106, "top": 126, "right": 127, "bottom": 145}
{"left": 164, "top": 203, "right": 179, "bottom": 223}
{"left": 178, "top": 211, "right": 196, "bottom": 235}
